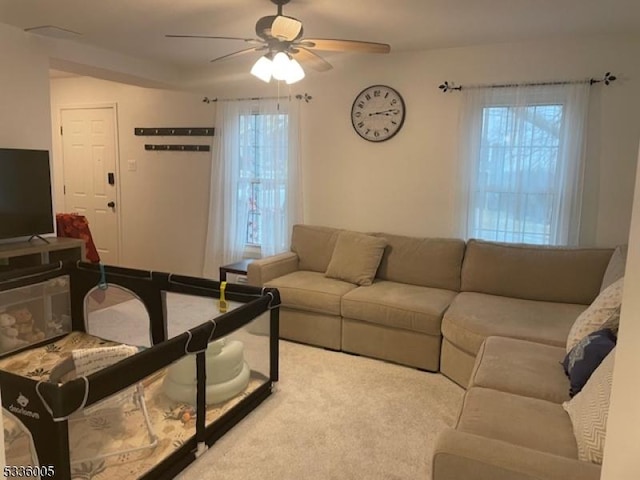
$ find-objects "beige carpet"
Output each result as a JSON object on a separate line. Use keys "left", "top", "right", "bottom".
{"left": 178, "top": 340, "right": 464, "bottom": 480}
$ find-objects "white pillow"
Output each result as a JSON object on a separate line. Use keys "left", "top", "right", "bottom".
{"left": 566, "top": 277, "right": 624, "bottom": 352}
{"left": 600, "top": 245, "right": 628, "bottom": 292}
{"left": 563, "top": 348, "right": 615, "bottom": 464}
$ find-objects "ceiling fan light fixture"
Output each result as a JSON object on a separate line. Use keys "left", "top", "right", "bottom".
{"left": 271, "top": 51, "right": 291, "bottom": 81}
{"left": 285, "top": 58, "right": 305, "bottom": 84}
{"left": 251, "top": 56, "right": 273, "bottom": 83}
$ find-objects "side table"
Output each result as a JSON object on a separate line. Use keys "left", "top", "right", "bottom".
{"left": 219, "top": 259, "right": 253, "bottom": 282}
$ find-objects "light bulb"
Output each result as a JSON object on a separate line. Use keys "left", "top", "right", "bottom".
{"left": 272, "top": 52, "right": 290, "bottom": 81}
{"left": 285, "top": 58, "right": 305, "bottom": 84}
{"left": 251, "top": 56, "right": 273, "bottom": 83}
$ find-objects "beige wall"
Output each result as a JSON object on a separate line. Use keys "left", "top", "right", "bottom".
{"left": 47, "top": 35, "right": 640, "bottom": 279}
{"left": 303, "top": 36, "right": 640, "bottom": 246}
{"left": 204, "top": 34, "right": 640, "bottom": 247}
{"left": 0, "top": 24, "right": 55, "bottom": 219}
{"left": 0, "top": 25, "right": 51, "bottom": 150}
{"left": 601, "top": 141, "right": 640, "bottom": 480}
{"left": 49, "top": 77, "right": 215, "bottom": 275}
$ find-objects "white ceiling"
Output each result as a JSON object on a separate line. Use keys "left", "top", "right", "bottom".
{"left": 1, "top": 0, "right": 639, "bottom": 71}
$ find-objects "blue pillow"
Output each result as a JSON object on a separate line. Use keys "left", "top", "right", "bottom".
{"left": 562, "top": 328, "right": 616, "bottom": 397}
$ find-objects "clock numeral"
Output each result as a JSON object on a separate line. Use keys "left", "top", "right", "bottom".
{"left": 391, "top": 120, "right": 398, "bottom": 125}
{"left": 357, "top": 121, "right": 365, "bottom": 129}
{"left": 374, "top": 90, "right": 381, "bottom": 97}
{"left": 384, "top": 127, "right": 390, "bottom": 133}
{"left": 354, "top": 111, "right": 362, "bottom": 118}
{"left": 391, "top": 98, "right": 398, "bottom": 105}
{"left": 384, "top": 92, "right": 389, "bottom": 98}
{"left": 365, "top": 93, "right": 371, "bottom": 101}
{"left": 357, "top": 101, "right": 365, "bottom": 109}
{"left": 374, "top": 130, "right": 380, "bottom": 138}
{"left": 365, "top": 129, "right": 371, "bottom": 135}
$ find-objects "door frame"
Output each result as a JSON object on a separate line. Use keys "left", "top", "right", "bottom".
{"left": 58, "top": 103, "right": 122, "bottom": 264}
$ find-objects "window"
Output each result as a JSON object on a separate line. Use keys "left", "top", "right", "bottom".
{"left": 238, "top": 112, "right": 288, "bottom": 247}
{"left": 203, "top": 98, "right": 302, "bottom": 278}
{"left": 461, "top": 84, "right": 589, "bottom": 245}
{"left": 473, "top": 103, "right": 564, "bottom": 244}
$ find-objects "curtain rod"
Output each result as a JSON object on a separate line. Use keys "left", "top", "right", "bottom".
{"left": 438, "top": 72, "right": 617, "bottom": 93}
{"left": 202, "top": 93, "right": 312, "bottom": 103}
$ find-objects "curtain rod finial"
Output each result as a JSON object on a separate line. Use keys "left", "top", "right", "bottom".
{"left": 590, "top": 72, "right": 617, "bottom": 86}
{"left": 438, "top": 81, "right": 461, "bottom": 93}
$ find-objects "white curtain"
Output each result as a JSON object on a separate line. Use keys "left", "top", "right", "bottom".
{"left": 203, "top": 98, "right": 302, "bottom": 279}
{"left": 458, "top": 83, "right": 590, "bottom": 245}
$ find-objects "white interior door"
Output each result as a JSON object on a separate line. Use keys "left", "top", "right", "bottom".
{"left": 61, "top": 107, "right": 120, "bottom": 265}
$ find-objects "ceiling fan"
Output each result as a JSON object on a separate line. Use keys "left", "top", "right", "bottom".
{"left": 166, "top": 0, "right": 391, "bottom": 84}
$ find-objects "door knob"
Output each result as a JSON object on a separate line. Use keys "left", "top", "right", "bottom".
{"left": 107, "top": 201, "right": 115, "bottom": 208}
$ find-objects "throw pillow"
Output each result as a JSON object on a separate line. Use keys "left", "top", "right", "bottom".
{"left": 562, "top": 328, "right": 616, "bottom": 397}
{"left": 566, "top": 276, "right": 624, "bottom": 353}
{"left": 563, "top": 348, "right": 615, "bottom": 464}
{"left": 325, "top": 231, "right": 387, "bottom": 286}
{"left": 600, "top": 245, "right": 628, "bottom": 292}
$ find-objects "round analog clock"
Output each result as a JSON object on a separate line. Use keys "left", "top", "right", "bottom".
{"left": 351, "top": 85, "right": 406, "bottom": 142}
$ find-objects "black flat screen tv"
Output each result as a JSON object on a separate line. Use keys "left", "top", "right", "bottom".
{"left": 0, "top": 148, "right": 54, "bottom": 240}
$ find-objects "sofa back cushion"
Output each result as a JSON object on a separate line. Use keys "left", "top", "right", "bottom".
{"left": 373, "top": 234, "right": 466, "bottom": 291}
{"left": 290, "top": 224, "right": 342, "bottom": 272}
{"left": 461, "top": 239, "right": 613, "bottom": 304}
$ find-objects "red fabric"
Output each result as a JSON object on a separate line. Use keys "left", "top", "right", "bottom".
{"left": 56, "top": 213, "right": 101, "bottom": 263}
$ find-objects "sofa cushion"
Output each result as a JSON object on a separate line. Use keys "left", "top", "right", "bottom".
{"left": 325, "top": 231, "right": 387, "bottom": 286}
{"left": 563, "top": 349, "right": 615, "bottom": 464}
{"left": 461, "top": 240, "right": 612, "bottom": 304}
{"left": 600, "top": 244, "right": 627, "bottom": 292}
{"left": 432, "top": 429, "right": 602, "bottom": 480}
{"left": 470, "top": 336, "right": 570, "bottom": 403}
{"left": 290, "top": 224, "right": 342, "bottom": 273}
{"left": 566, "top": 277, "right": 624, "bottom": 352}
{"left": 442, "top": 292, "right": 586, "bottom": 356}
{"left": 458, "top": 387, "right": 578, "bottom": 459}
{"left": 265, "top": 271, "right": 357, "bottom": 316}
{"left": 562, "top": 329, "right": 616, "bottom": 397}
{"left": 341, "top": 281, "right": 456, "bottom": 336}
{"left": 373, "top": 233, "right": 465, "bottom": 291}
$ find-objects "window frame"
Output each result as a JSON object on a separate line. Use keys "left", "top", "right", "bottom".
{"left": 237, "top": 109, "right": 289, "bottom": 248}
{"left": 465, "top": 87, "right": 574, "bottom": 245}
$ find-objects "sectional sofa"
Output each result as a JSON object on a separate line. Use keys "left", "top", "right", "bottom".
{"left": 248, "top": 224, "right": 613, "bottom": 386}
{"left": 248, "top": 224, "right": 622, "bottom": 479}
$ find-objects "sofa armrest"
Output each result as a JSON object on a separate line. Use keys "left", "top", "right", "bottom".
{"left": 432, "top": 429, "right": 601, "bottom": 480}
{"left": 247, "top": 252, "right": 299, "bottom": 286}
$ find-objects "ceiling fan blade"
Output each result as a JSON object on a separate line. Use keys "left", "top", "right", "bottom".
{"left": 291, "top": 47, "right": 333, "bottom": 72}
{"left": 210, "top": 46, "right": 265, "bottom": 63}
{"left": 272, "top": 16, "right": 303, "bottom": 41}
{"left": 166, "top": 34, "right": 263, "bottom": 45}
{"left": 298, "top": 38, "right": 391, "bottom": 54}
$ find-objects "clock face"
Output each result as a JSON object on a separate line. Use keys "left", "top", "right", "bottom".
{"left": 351, "top": 85, "right": 406, "bottom": 142}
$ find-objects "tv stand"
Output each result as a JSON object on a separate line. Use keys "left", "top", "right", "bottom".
{"left": 0, "top": 238, "right": 85, "bottom": 271}
{"left": 28, "top": 234, "right": 51, "bottom": 244}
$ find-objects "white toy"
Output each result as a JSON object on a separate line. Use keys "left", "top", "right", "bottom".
{"left": 0, "top": 313, "right": 29, "bottom": 352}
{"left": 162, "top": 338, "right": 250, "bottom": 405}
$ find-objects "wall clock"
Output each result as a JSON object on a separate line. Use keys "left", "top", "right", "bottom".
{"left": 351, "top": 85, "right": 406, "bottom": 142}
